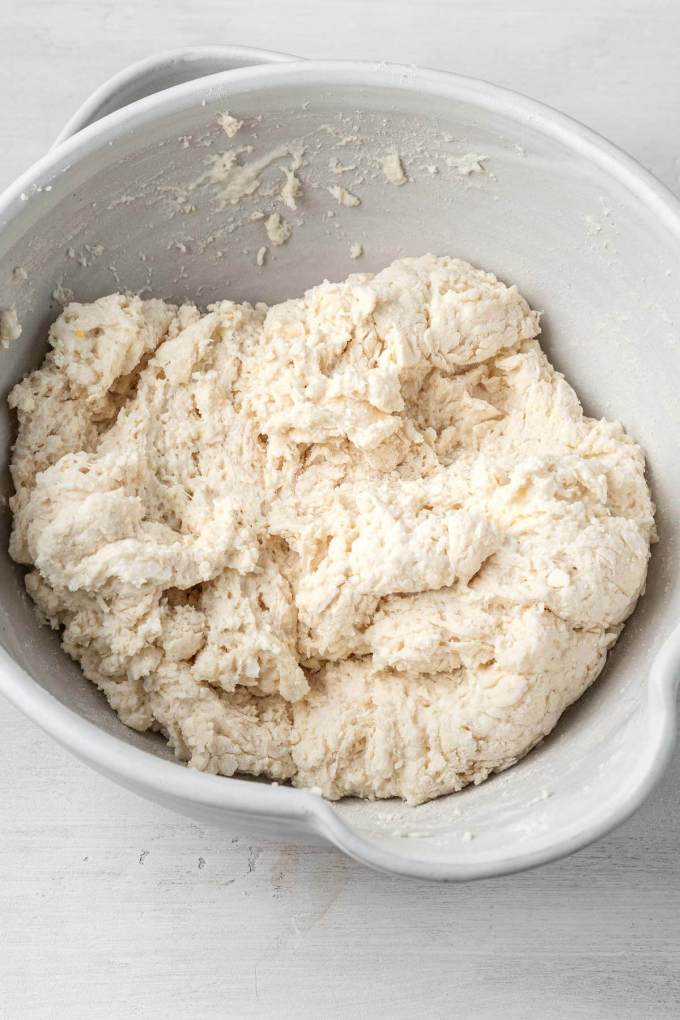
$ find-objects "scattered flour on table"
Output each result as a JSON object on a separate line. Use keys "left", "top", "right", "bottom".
{"left": 8, "top": 255, "right": 655, "bottom": 805}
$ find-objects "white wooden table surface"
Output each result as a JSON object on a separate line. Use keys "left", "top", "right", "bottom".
{"left": 2, "top": 2, "right": 680, "bottom": 1017}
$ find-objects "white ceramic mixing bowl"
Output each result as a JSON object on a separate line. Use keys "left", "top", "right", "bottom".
{"left": 1, "top": 48, "right": 679, "bottom": 881}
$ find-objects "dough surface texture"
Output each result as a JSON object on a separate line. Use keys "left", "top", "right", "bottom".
{"left": 9, "top": 256, "right": 654, "bottom": 804}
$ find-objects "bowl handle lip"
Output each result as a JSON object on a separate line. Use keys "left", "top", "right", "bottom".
{"left": 51, "top": 45, "right": 300, "bottom": 149}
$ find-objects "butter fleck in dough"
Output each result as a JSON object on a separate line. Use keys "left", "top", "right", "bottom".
{"left": 9, "top": 257, "right": 655, "bottom": 804}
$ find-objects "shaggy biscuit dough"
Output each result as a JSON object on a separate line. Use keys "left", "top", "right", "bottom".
{"left": 9, "top": 256, "right": 655, "bottom": 804}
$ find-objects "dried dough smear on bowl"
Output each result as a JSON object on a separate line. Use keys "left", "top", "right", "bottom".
{"left": 1, "top": 55, "right": 680, "bottom": 880}
{"left": 8, "top": 253, "right": 655, "bottom": 805}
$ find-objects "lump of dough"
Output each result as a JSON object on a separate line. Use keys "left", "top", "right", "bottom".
{"left": 292, "top": 616, "right": 610, "bottom": 805}
{"left": 369, "top": 254, "right": 540, "bottom": 371}
{"left": 8, "top": 255, "right": 654, "bottom": 802}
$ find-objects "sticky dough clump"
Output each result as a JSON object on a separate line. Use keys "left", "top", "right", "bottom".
{"left": 9, "top": 255, "right": 655, "bottom": 804}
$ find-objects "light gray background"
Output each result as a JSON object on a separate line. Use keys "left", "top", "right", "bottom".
{"left": 1, "top": 2, "right": 679, "bottom": 1017}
